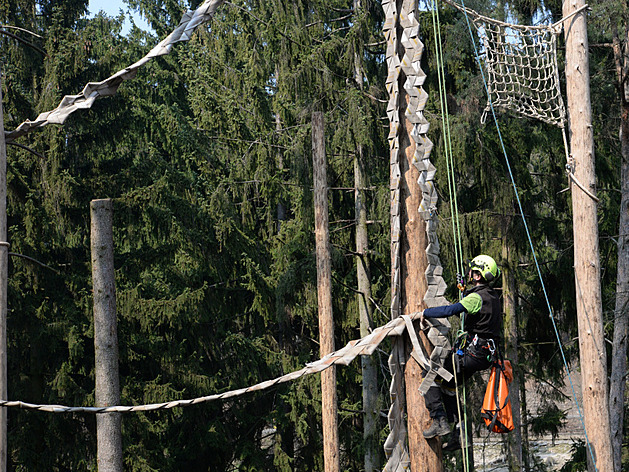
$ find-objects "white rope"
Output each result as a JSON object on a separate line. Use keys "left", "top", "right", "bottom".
{"left": 563, "top": 128, "right": 600, "bottom": 203}
{"left": 0, "top": 311, "right": 426, "bottom": 414}
{"left": 567, "top": 169, "right": 600, "bottom": 203}
{"left": 4, "top": 0, "right": 225, "bottom": 143}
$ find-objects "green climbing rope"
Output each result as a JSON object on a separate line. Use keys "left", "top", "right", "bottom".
{"left": 429, "top": 2, "right": 471, "bottom": 470}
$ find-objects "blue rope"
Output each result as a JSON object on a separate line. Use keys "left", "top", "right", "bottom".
{"left": 455, "top": 2, "right": 598, "bottom": 469}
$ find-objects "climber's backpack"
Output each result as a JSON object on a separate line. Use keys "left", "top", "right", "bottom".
{"left": 481, "top": 359, "right": 514, "bottom": 433}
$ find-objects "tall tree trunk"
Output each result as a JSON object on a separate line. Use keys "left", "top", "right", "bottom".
{"left": 400, "top": 114, "right": 439, "bottom": 471}
{"left": 91, "top": 199, "right": 123, "bottom": 472}
{"left": 382, "top": 0, "right": 441, "bottom": 468}
{"left": 355, "top": 146, "right": 379, "bottom": 471}
{"left": 352, "top": 2, "right": 379, "bottom": 470}
{"left": 520, "top": 375, "right": 531, "bottom": 472}
{"left": 397, "top": 0, "right": 440, "bottom": 467}
{"left": 502, "top": 240, "right": 522, "bottom": 471}
{"left": 563, "top": 1, "right": 614, "bottom": 470}
{"left": 609, "top": 19, "right": 629, "bottom": 472}
{"left": 312, "top": 112, "right": 340, "bottom": 472}
{"left": 0, "top": 64, "right": 8, "bottom": 472}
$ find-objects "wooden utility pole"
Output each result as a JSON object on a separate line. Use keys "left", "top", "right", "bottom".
{"left": 312, "top": 112, "right": 340, "bottom": 472}
{"left": 0, "top": 64, "right": 8, "bottom": 472}
{"left": 399, "top": 107, "right": 441, "bottom": 471}
{"left": 381, "top": 0, "right": 440, "bottom": 467}
{"left": 91, "top": 199, "right": 123, "bottom": 472}
{"left": 562, "top": 2, "right": 614, "bottom": 471}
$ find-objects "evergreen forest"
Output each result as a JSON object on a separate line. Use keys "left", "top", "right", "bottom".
{"left": 0, "top": 0, "right": 627, "bottom": 470}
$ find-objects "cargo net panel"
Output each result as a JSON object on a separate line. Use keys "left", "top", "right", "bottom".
{"left": 476, "top": 19, "right": 566, "bottom": 128}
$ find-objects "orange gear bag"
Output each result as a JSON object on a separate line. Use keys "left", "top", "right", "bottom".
{"left": 480, "top": 360, "right": 514, "bottom": 433}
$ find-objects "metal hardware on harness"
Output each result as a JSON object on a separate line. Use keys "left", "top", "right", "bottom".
{"left": 472, "top": 334, "right": 497, "bottom": 357}
{"left": 456, "top": 272, "right": 466, "bottom": 292}
{"left": 487, "top": 339, "right": 496, "bottom": 356}
{"left": 454, "top": 331, "right": 469, "bottom": 356}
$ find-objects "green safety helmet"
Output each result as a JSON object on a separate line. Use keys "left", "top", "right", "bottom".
{"left": 468, "top": 255, "right": 501, "bottom": 282}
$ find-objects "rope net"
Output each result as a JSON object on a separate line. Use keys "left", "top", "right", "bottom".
{"left": 475, "top": 18, "right": 566, "bottom": 127}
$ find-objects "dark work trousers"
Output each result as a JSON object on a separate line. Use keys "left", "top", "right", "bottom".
{"left": 424, "top": 342, "right": 493, "bottom": 421}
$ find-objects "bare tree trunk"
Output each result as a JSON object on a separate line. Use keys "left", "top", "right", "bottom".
{"left": 312, "top": 112, "right": 340, "bottom": 472}
{"left": 395, "top": 0, "right": 441, "bottom": 467}
{"left": 502, "top": 242, "right": 522, "bottom": 471}
{"left": 352, "top": 2, "right": 379, "bottom": 470}
{"left": 382, "top": 0, "right": 441, "bottom": 468}
{"left": 563, "top": 2, "right": 614, "bottom": 470}
{"left": 399, "top": 95, "right": 442, "bottom": 472}
{"left": 0, "top": 65, "right": 8, "bottom": 472}
{"left": 355, "top": 147, "right": 380, "bottom": 471}
{"left": 520, "top": 376, "right": 531, "bottom": 472}
{"left": 91, "top": 199, "right": 123, "bottom": 472}
{"left": 609, "top": 20, "right": 629, "bottom": 472}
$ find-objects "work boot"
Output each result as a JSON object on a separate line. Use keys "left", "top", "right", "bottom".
{"left": 442, "top": 430, "right": 461, "bottom": 451}
{"left": 423, "top": 416, "right": 450, "bottom": 439}
{"left": 443, "top": 422, "right": 472, "bottom": 451}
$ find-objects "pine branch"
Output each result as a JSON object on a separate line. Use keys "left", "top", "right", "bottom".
{"left": 305, "top": 13, "right": 354, "bottom": 29}
{"left": 225, "top": 1, "right": 307, "bottom": 49}
{"left": 9, "top": 253, "right": 59, "bottom": 273}
{"left": 6, "top": 141, "right": 45, "bottom": 159}
{"left": 0, "top": 27, "right": 46, "bottom": 56}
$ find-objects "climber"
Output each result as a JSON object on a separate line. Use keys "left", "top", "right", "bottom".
{"left": 420, "top": 255, "right": 502, "bottom": 449}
